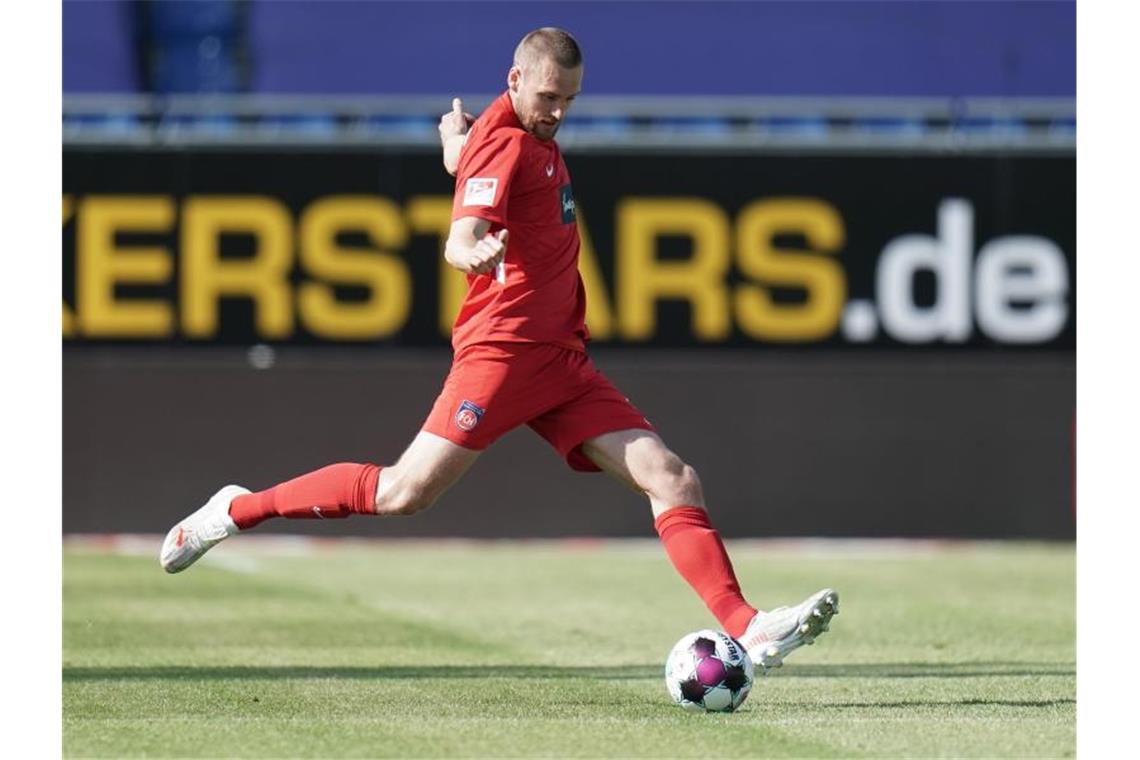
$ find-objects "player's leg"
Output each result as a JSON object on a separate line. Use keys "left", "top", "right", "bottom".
{"left": 525, "top": 358, "right": 767, "bottom": 643}
{"left": 525, "top": 346, "right": 838, "bottom": 671}
{"left": 161, "top": 342, "right": 549, "bottom": 574}
{"left": 230, "top": 430, "right": 481, "bottom": 525}
{"left": 159, "top": 431, "right": 480, "bottom": 573}
{"left": 579, "top": 428, "right": 759, "bottom": 635}
{"left": 373, "top": 431, "right": 482, "bottom": 516}
{"left": 581, "top": 428, "right": 838, "bottom": 670}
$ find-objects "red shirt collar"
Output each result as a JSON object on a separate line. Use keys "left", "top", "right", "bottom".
{"left": 487, "top": 90, "right": 523, "bottom": 131}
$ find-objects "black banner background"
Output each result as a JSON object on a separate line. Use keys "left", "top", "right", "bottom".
{"left": 63, "top": 148, "right": 1075, "bottom": 348}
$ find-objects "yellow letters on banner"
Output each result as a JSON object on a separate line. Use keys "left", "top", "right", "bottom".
{"left": 77, "top": 195, "right": 174, "bottom": 337}
{"left": 181, "top": 196, "right": 293, "bottom": 339}
{"left": 63, "top": 192, "right": 852, "bottom": 343}
{"left": 617, "top": 198, "right": 731, "bottom": 340}
{"left": 299, "top": 197, "right": 411, "bottom": 339}
{"left": 734, "top": 199, "right": 846, "bottom": 341}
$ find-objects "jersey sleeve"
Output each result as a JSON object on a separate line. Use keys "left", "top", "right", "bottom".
{"left": 451, "top": 128, "right": 524, "bottom": 227}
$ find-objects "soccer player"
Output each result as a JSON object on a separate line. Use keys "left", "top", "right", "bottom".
{"left": 160, "top": 28, "right": 838, "bottom": 671}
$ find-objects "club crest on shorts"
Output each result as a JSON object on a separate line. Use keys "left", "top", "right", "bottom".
{"left": 454, "top": 399, "right": 485, "bottom": 432}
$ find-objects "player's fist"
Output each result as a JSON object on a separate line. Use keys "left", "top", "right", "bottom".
{"left": 468, "top": 229, "right": 508, "bottom": 275}
{"left": 438, "top": 97, "right": 475, "bottom": 144}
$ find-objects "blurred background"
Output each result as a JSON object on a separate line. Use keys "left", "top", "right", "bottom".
{"left": 62, "top": 0, "right": 1075, "bottom": 540}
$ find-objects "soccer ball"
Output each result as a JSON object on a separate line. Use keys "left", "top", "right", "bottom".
{"left": 664, "top": 629, "right": 754, "bottom": 712}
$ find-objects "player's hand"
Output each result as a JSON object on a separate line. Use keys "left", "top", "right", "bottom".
{"left": 465, "top": 229, "right": 508, "bottom": 275}
{"left": 438, "top": 97, "right": 475, "bottom": 144}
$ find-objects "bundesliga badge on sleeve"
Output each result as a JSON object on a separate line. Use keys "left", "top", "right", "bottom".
{"left": 463, "top": 177, "right": 498, "bottom": 207}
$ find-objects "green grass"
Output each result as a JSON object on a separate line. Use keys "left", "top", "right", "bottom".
{"left": 63, "top": 539, "right": 1075, "bottom": 758}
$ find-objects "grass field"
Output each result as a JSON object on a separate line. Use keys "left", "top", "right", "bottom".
{"left": 63, "top": 538, "right": 1075, "bottom": 758}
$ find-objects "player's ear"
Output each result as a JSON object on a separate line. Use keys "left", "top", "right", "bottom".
{"left": 507, "top": 66, "right": 521, "bottom": 93}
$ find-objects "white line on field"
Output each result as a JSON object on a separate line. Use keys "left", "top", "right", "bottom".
{"left": 62, "top": 533, "right": 1071, "bottom": 560}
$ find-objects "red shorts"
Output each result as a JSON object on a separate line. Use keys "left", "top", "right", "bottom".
{"left": 422, "top": 342, "right": 655, "bottom": 471}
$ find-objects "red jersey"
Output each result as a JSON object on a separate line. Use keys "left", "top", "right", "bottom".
{"left": 449, "top": 91, "right": 588, "bottom": 352}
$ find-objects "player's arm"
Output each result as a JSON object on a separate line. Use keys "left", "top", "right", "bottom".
{"left": 444, "top": 216, "right": 508, "bottom": 275}
{"left": 438, "top": 97, "right": 474, "bottom": 177}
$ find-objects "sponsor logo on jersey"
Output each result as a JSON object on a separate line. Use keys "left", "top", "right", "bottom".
{"left": 463, "top": 177, "right": 498, "bottom": 207}
{"left": 545, "top": 164, "right": 555, "bottom": 177}
{"left": 560, "top": 184, "right": 576, "bottom": 224}
{"left": 454, "top": 399, "right": 485, "bottom": 431}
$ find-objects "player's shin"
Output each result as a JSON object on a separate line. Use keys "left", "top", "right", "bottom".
{"left": 228, "top": 463, "right": 382, "bottom": 529}
{"left": 654, "top": 505, "right": 758, "bottom": 640}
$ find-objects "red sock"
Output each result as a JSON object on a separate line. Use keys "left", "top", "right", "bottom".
{"left": 228, "top": 463, "right": 381, "bottom": 530}
{"left": 655, "top": 506, "right": 758, "bottom": 639}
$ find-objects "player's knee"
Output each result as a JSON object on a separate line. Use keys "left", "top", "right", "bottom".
{"left": 648, "top": 454, "right": 703, "bottom": 504}
{"left": 674, "top": 462, "right": 703, "bottom": 502}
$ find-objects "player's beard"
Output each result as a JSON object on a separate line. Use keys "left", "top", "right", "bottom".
{"left": 525, "top": 111, "right": 560, "bottom": 141}
{"left": 533, "top": 120, "right": 559, "bottom": 141}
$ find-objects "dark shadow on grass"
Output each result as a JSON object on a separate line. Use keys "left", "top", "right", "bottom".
{"left": 812, "top": 698, "right": 1076, "bottom": 709}
{"left": 63, "top": 665, "right": 662, "bottom": 682}
{"left": 768, "top": 662, "right": 1075, "bottom": 679}
{"left": 63, "top": 661, "right": 1074, "bottom": 683}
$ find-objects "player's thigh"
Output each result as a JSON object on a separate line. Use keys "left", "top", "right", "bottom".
{"left": 527, "top": 355, "right": 656, "bottom": 473}
{"left": 378, "top": 431, "right": 481, "bottom": 507}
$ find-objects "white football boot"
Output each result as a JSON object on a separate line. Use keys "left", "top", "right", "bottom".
{"left": 738, "top": 588, "right": 839, "bottom": 672}
{"left": 159, "top": 485, "right": 248, "bottom": 573}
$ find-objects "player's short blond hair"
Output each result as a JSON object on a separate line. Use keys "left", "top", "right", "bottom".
{"left": 514, "top": 27, "right": 583, "bottom": 71}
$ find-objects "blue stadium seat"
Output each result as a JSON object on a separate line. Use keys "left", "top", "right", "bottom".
{"left": 558, "top": 115, "right": 633, "bottom": 141}
{"left": 653, "top": 116, "right": 733, "bottom": 136}
{"left": 853, "top": 117, "right": 926, "bottom": 138}
{"left": 144, "top": 0, "right": 246, "bottom": 94}
{"left": 64, "top": 113, "right": 142, "bottom": 137}
{"left": 359, "top": 115, "right": 437, "bottom": 138}
{"left": 258, "top": 114, "right": 338, "bottom": 137}
{"left": 1049, "top": 117, "right": 1077, "bottom": 138}
{"left": 953, "top": 117, "right": 1028, "bottom": 137}
{"left": 755, "top": 116, "right": 829, "bottom": 139}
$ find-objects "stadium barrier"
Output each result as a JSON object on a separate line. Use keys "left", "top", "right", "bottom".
{"left": 62, "top": 146, "right": 1074, "bottom": 539}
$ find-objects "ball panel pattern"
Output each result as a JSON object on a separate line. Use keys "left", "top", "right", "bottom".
{"left": 664, "top": 629, "right": 755, "bottom": 713}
